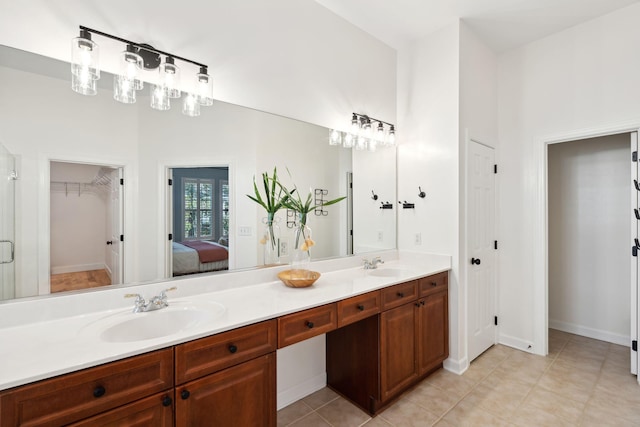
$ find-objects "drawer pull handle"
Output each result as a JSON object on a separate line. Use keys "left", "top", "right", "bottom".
{"left": 397, "top": 292, "right": 404, "bottom": 298}
{"left": 93, "top": 385, "right": 106, "bottom": 398}
{"left": 421, "top": 301, "right": 425, "bottom": 306}
{"left": 415, "top": 303, "right": 421, "bottom": 307}
{"left": 306, "top": 321, "right": 314, "bottom": 329}
{"left": 357, "top": 304, "right": 365, "bottom": 311}
{"left": 431, "top": 282, "right": 437, "bottom": 287}
{"left": 181, "top": 390, "right": 191, "bottom": 400}
{"left": 228, "top": 344, "right": 238, "bottom": 354}
{"left": 162, "top": 395, "right": 173, "bottom": 407}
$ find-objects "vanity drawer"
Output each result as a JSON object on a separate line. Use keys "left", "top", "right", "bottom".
{"left": 278, "top": 303, "right": 337, "bottom": 348}
{"left": 418, "top": 272, "right": 448, "bottom": 297}
{"left": 175, "top": 319, "right": 277, "bottom": 384}
{"left": 381, "top": 280, "right": 418, "bottom": 311}
{"left": 337, "top": 291, "right": 381, "bottom": 327}
{"left": 0, "top": 348, "right": 173, "bottom": 427}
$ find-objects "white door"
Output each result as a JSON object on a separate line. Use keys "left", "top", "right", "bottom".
{"left": 0, "top": 142, "right": 16, "bottom": 300}
{"left": 109, "top": 168, "right": 123, "bottom": 285}
{"left": 631, "top": 132, "right": 638, "bottom": 376}
{"left": 166, "top": 168, "right": 174, "bottom": 278}
{"left": 467, "top": 140, "right": 497, "bottom": 362}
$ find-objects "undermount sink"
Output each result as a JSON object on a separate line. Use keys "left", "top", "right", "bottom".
{"left": 84, "top": 301, "right": 226, "bottom": 343}
{"left": 367, "top": 267, "right": 416, "bottom": 278}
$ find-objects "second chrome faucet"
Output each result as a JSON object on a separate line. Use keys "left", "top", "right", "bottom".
{"left": 363, "top": 256, "right": 384, "bottom": 270}
{"left": 125, "top": 286, "right": 177, "bottom": 313}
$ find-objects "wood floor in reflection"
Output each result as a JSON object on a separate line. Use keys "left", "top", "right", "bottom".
{"left": 50, "top": 269, "right": 111, "bottom": 293}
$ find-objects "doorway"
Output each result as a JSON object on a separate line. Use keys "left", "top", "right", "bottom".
{"left": 167, "top": 167, "right": 230, "bottom": 277}
{"left": 0, "top": 142, "right": 16, "bottom": 300}
{"left": 49, "top": 161, "right": 123, "bottom": 292}
{"left": 547, "top": 132, "right": 635, "bottom": 373}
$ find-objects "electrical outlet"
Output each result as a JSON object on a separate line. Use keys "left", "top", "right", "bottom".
{"left": 415, "top": 233, "right": 422, "bottom": 245}
{"left": 238, "top": 226, "right": 252, "bottom": 236}
{"left": 280, "top": 241, "right": 289, "bottom": 257}
{"left": 377, "top": 231, "right": 383, "bottom": 242}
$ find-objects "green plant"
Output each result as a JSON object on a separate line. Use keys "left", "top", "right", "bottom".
{"left": 246, "top": 167, "right": 290, "bottom": 220}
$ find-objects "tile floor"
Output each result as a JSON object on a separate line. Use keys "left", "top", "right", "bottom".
{"left": 277, "top": 329, "right": 640, "bottom": 426}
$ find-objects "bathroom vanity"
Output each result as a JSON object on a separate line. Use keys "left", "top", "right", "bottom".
{"left": 0, "top": 255, "right": 449, "bottom": 426}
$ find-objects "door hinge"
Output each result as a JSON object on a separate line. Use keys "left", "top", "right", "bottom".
{"left": 635, "top": 180, "right": 640, "bottom": 191}
{"left": 633, "top": 151, "right": 638, "bottom": 162}
{"left": 119, "top": 178, "right": 124, "bottom": 185}
{"left": 168, "top": 179, "right": 173, "bottom": 186}
{"left": 494, "top": 164, "right": 498, "bottom": 174}
{"left": 494, "top": 316, "right": 498, "bottom": 326}
{"left": 120, "top": 235, "right": 124, "bottom": 242}
{"left": 494, "top": 240, "right": 498, "bottom": 250}
{"left": 168, "top": 233, "right": 173, "bottom": 241}
{"left": 633, "top": 246, "right": 638, "bottom": 257}
{"left": 633, "top": 340, "right": 637, "bottom": 352}
{"left": 635, "top": 209, "right": 640, "bottom": 220}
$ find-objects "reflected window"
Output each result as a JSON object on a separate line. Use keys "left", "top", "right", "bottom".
{"left": 183, "top": 178, "right": 214, "bottom": 240}
{"left": 221, "top": 180, "right": 229, "bottom": 237}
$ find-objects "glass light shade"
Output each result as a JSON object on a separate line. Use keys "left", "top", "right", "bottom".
{"left": 388, "top": 127, "right": 396, "bottom": 146}
{"left": 160, "top": 57, "right": 181, "bottom": 98}
{"left": 150, "top": 84, "right": 170, "bottom": 111}
{"left": 350, "top": 115, "right": 360, "bottom": 135}
{"left": 182, "top": 93, "right": 201, "bottom": 117}
{"left": 367, "top": 138, "right": 377, "bottom": 152}
{"left": 71, "top": 71, "right": 97, "bottom": 96}
{"left": 376, "top": 123, "right": 385, "bottom": 141}
{"left": 71, "top": 33, "right": 99, "bottom": 82}
{"left": 329, "top": 129, "right": 342, "bottom": 146}
{"left": 196, "top": 68, "right": 213, "bottom": 106}
{"left": 121, "top": 46, "right": 143, "bottom": 90}
{"left": 343, "top": 133, "right": 354, "bottom": 148}
{"left": 355, "top": 135, "right": 367, "bottom": 151}
{"left": 113, "top": 74, "right": 136, "bottom": 104}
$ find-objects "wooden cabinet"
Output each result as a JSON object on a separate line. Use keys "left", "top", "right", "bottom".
{"left": 0, "top": 348, "right": 173, "bottom": 427}
{"left": 175, "top": 354, "right": 275, "bottom": 427}
{"left": 68, "top": 392, "right": 174, "bottom": 427}
{"left": 327, "top": 272, "right": 449, "bottom": 415}
{"left": 337, "top": 290, "right": 381, "bottom": 327}
{"left": 174, "top": 320, "right": 277, "bottom": 426}
{"left": 278, "top": 303, "right": 337, "bottom": 348}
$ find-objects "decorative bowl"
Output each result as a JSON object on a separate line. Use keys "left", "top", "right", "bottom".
{"left": 277, "top": 270, "right": 320, "bottom": 288}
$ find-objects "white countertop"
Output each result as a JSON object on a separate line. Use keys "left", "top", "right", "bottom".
{"left": 0, "top": 251, "right": 450, "bottom": 391}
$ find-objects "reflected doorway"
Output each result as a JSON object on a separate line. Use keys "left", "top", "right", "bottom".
{"left": 0, "top": 142, "right": 16, "bottom": 300}
{"left": 168, "top": 167, "right": 230, "bottom": 277}
{"left": 49, "top": 161, "right": 123, "bottom": 293}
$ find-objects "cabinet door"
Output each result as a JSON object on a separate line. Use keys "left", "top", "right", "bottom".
{"left": 175, "top": 353, "right": 276, "bottom": 427}
{"left": 417, "top": 290, "right": 449, "bottom": 375}
{"left": 68, "top": 392, "right": 173, "bottom": 427}
{"left": 380, "top": 302, "right": 417, "bottom": 402}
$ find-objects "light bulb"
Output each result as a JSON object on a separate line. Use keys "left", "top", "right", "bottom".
{"left": 71, "top": 29, "right": 99, "bottom": 95}
{"left": 151, "top": 84, "right": 170, "bottom": 111}
{"left": 355, "top": 135, "right": 367, "bottom": 150}
{"left": 182, "top": 93, "right": 201, "bottom": 117}
{"left": 196, "top": 66, "right": 213, "bottom": 106}
{"left": 160, "top": 57, "right": 181, "bottom": 98}
{"left": 329, "top": 129, "right": 342, "bottom": 145}
{"left": 388, "top": 126, "right": 396, "bottom": 146}
{"left": 343, "top": 133, "right": 354, "bottom": 148}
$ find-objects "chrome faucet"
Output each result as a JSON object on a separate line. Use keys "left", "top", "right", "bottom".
{"left": 125, "top": 287, "right": 177, "bottom": 313}
{"left": 363, "top": 256, "right": 384, "bottom": 269}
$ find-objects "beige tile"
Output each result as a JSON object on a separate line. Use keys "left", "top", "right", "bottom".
{"left": 537, "top": 367, "right": 597, "bottom": 404}
{"left": 553, "top": 353, "right": 603, "bottom": 375}
{"left": 278, "top": 400, "right": 314, "bottom": 426}
{"left": 362, "top": 416, "right": 394, "bottom": 426}
{"left": 518, "top": 386, "right": 584, "bottom": 424}
{"left": 425, "top": 369, "right": 476, "bottom": 399}
{"left": 462, "top": 360, "right": 495, "bottom": 383}
{"left": 581, "top": 404, "right": 639, "bottom": 427}
{"left": 288, "top": 412, "right": 332, "bottom": 427}
{"left": 490, "top": 353, "right": 550, "bottom": 386}
{"left": 442, "top": 398, "right": 512, "bottom": 427}
{"left": 549, "top": 329, "right": 574, "bottom": 341}
{"left": 510, "top": 404, "right": 576, "bottom": 427}
{"left": 379, "top": 399, "right": 440, "bottom": 426}
{"left": 433, "top": 419, "right": 457, "bottom": 427}
{"left": 302, "top": 387, "right": 339, "bottom": 410}
{"left": 466, "top": 374, "right": 533, "bottom": 419}
{"left": 596, "top": 370, "right": 640, "bottom": 403}
{"left": 403, "top": 382, "right": 460, "bottom": 417}
{"left": 315, "top": 397, "right": 371, "bottom": 427}
{"left": 586, "top": 386, "right": 640, "bottom": 423}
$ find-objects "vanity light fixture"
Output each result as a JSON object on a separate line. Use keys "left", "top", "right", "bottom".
{"left": 70, "top": 26, "right": 213, "bottom": 117}
{"left": 329, "top": 113, "right": 396, "bottom": 150}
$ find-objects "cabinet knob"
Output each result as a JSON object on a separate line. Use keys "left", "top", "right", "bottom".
{"left": 421, "top": 301, "right": 425, "bottom": 306}
{"left": 471, "top": 257, "right": 481, "bottom": 265}
{"left": 415, "top": 303, "right": 421, "bottom": 307}
{"left": 305, "top": 321, "right": 314, "bottom": 329}
{"left": 181, "top": 390, "right": 190, "bottom": 400}
{"left": 397, "top": 292, "right": 404, "bottom": 298}
{"left": 93, "top": 385, "right": 106, "bottom": 398}
{"left": 228, "top": 344, "right": 238, "bottom": 354}
{"left": 357, "top": 304, "right": 365, "bottom": 311}
{"left": 162, "top": 395, "right": 173, "bottom": 407}
{"left": 431, "top": 282, "right": 437, "bottom": 287}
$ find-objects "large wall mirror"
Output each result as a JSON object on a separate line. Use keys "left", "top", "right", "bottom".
{"left": 0, "top": 45, "right": 397, "bottom": 301}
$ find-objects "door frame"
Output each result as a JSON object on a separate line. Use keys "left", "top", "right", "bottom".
{"left": 464, "top": 133, "right": 498, "bottom": 365}
{"left": 158, "top": 159, "right": 235, "bottom": 279}
{"left": 534, "top": 121, "right": 640, "bottom": 379}
{"left": 38, "top": 154, "right": 132, "bottom": 294}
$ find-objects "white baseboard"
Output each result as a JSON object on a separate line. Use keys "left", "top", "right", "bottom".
{"left": 51, "top": 263, "right": 105, "bottom": 275}
{"left": 499, "top": 333, "right": 536, "bottom": 354}
{"left": 276, "top": 373, "right": 326, "bottom": 410}
{"left": 549, "top": 319, "right": 630, "bottom": 347}
{"left": 443, "top": 357, "right": 468, "bottom": 375}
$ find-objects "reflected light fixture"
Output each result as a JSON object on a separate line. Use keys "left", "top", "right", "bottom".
{"left": 70, "top": 26, "right": 213, "bottom": 117}
{"left": 329, "top": 113, "right": 396, "bottom": 150}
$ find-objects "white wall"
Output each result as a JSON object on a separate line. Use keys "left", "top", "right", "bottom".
{"left": 50, "top": 162, "right": 108, "bottom": 274}
{"left": 498, "top": 3, "right": 640, "bottom": 353}
{"left": 397, "top": 22, "right": 462, "bottom": 367}
{"left": 548, "top": 134, "right": 630, "bottom": 345}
